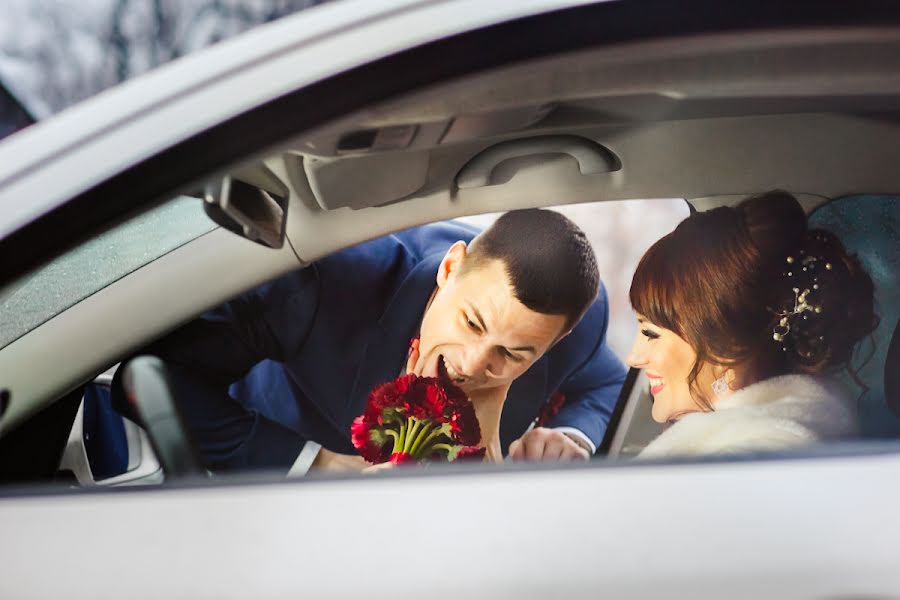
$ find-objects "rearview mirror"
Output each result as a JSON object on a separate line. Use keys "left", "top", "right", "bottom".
{"left": 203, "top": 168, "right": 288, "bottom": 249}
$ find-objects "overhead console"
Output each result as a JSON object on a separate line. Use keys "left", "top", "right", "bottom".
{"left": 298, "top": 131, "right": 621, "bottom": 211}
{"left": 293, "top": 104, "right": 564, "bottom": 211}
{"left": 303, "top": 149, "right": 431, "bottom": 210}
{"left": 302, "top": 104, "right": 555, "bottom": 158}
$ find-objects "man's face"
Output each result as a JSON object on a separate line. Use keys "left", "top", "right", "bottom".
{"left": 417, "top": 242, "right": 568, "bottom": 394}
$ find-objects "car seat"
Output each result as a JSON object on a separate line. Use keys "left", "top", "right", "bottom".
{"left": 809, "top": 195, "right": 900, "bottom": 436}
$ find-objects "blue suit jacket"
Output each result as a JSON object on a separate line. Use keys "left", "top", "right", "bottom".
{"left": 118, "top": 221, "right": 626, "bottom": 470}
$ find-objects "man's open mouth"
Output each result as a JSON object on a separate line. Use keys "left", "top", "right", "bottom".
{"left": 438, "top": 355, "right": 466, "bottom": 385}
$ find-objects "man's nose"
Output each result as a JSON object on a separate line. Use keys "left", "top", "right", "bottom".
{"left": 461, "top": 344, "right": 494, "bottom": 378}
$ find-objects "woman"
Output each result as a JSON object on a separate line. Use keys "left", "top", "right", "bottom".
{"left": 627, "top": 191, "right": 877, "bottom": 458}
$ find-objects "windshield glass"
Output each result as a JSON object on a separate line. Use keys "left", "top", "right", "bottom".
{"left": 0, "top": 196, "right": 215, "bottom": 349}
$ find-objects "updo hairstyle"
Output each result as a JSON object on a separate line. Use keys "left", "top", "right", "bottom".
{"left": 630, "top": 190, "right": 877, "bottom": 408}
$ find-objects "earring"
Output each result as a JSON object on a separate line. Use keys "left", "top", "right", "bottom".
{"left": 711, "top": 376, "right": 730, "bottom": 397}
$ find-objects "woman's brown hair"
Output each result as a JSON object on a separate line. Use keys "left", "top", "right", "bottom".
{"left": 630, "top": 191, "right": 877, "bottom": 409}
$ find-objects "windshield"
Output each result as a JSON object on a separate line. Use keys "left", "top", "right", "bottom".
{"left": 0, "top": 196, "right": 215, "bottom": 349}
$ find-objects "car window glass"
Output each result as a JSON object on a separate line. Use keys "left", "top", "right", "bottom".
{"left": 0, "top": 195, "right": 215, "bottom": 349}
{"left": 7, "top": 194, "right": 898, "bottom": 494}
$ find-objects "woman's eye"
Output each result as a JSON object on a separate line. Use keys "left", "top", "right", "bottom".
{"left": 465, "top": 316, "right": 480, "bottom": 332}
{"left": 641, "top": 328, "right": 660, "bottom": 340}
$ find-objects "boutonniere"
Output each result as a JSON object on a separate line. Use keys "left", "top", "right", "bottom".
{"left": 534, "top": 390, "right": 566, "bottom": 428}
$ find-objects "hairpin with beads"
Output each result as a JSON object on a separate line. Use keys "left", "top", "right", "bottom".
{"left": 772, "top": 253, "right": 831, "bottom": 346}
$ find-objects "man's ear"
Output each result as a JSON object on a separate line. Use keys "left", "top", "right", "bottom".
{"left": 549, "top": 329, "right": 572, "bottom": 350}
{"left": 436, "top": 241, "right": 468, "bottom": 288}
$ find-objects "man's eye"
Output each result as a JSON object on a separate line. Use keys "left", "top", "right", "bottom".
{"left": 465, "top": 316, "right": 480, "bottom": 332}
{"left": 641, "top": 328, "right": 660, "bottom": 340}
{"left": 501, "top": 348, "right": 522, "bottom": 362}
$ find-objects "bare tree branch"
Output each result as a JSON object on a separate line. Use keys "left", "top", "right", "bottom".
{"left": 0, "top": 0, "right": 333, "bottom": 118}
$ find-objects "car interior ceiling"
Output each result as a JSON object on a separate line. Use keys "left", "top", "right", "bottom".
{"left": 235, "top": 28, "right": 900, "bottom": 215}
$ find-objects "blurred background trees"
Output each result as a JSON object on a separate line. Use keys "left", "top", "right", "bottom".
{"left": 0, "top": 0, "right": 327, "bottom": 124}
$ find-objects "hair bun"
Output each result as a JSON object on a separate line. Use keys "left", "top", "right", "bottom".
{"left": 738, "top": 190, "right": 808, "bottom": 264}
{"left": 771, "top": 227, "right": 877, "bottom": 374}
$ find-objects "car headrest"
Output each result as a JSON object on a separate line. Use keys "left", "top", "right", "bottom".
{"left": 809, "top": 195, "right": 900, "bottom": 435}
{"left": 887, "top": 319, "right": 900, "bottom": 417}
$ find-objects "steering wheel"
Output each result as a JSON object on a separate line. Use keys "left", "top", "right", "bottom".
{"left": 121, "top": 356, "right": 206, "bottom": 478}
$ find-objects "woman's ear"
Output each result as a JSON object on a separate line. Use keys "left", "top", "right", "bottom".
{"left": 436, "top": 241, "right": 468, "bottom": 288}
{"left": 723, "top": 367, "right": 739, "bottom": 388}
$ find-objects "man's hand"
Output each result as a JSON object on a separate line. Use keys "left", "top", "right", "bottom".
{"left": 311, "top": 448, "right": 370, "bottom": 472}
{"left": 362, "top": 461, "right": 397, "bottom": 474}
{"left": 508, "top": 428, "right": 591, "bottom": 461}
{"left": 406, "top": 338, "right": 439, "bottom": 377}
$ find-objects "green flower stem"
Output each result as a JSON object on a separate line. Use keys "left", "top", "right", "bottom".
{"left": 395, "top": 422, "right": 407, "bottom": 454}
{"left": 409, "top": 421, "right": 434, "bottom": 456}
{"left": 430, "top": 443, "right": 454, "bottom": 458}
{"left": 384, "top": 429, "right": 400, "bottom": 453}
{"left": 413, "top": 425, "right": 448, "bottom": 457}
{"left": 404, "top": 418, "right": 423, "bottom": 454}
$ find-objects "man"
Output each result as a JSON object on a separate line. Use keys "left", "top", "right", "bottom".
{"left": 112, "top": 209, "right": 626, "bottom": 472}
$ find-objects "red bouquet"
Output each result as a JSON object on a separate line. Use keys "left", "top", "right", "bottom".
{"left": 351, "top": 373, "right": 486, "bottom": 465}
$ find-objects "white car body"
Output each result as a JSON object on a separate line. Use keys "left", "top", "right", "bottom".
{"left": 0, "top": 1, "right": 899, "bottom": 598}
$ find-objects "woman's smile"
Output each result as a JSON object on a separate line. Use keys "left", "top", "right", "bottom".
{"left": 627, "top": 315, "right": 708, "bottom": 423}
{"left": 647, "top": 372, "right": 666, "bottom": 396}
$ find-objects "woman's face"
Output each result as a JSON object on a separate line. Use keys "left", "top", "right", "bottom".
{"left": 626, "top": 315, "right": 714, "bottom": 423}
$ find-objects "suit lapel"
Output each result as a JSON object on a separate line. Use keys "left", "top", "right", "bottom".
{"left": 345, "top": 254, "right": 443, "bottom": 419}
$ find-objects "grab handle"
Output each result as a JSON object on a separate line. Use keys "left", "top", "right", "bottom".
{"left": 455, "top": 135, "right": 619, "bottom": 189}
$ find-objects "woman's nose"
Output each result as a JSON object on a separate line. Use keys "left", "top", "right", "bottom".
{"left": 626, "top": 337, "right": 646, "bottom": 368}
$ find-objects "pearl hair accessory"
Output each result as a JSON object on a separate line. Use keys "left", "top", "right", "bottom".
{"left": 772, "top": 252, "right": 828, "bottom": 347}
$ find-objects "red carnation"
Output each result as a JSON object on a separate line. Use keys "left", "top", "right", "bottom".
{"left": 389, "top": 452, "right": 417, "bottom": 465}
{"left": 351, "top": 415, "right": 383, "bottom": 464}
{"left": 455, "top": 446, "right": 486, "bottom": 461}
{"left": 449, "top": 402, "right": 481, "bottom": 447}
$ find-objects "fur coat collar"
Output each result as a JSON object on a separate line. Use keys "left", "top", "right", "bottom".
{"left": 638, "top": 374, "right": 857, "bottom": 459}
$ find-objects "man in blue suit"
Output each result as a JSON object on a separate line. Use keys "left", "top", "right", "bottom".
{"left": 112, "top": 209, "right": 626, "bottom": 472}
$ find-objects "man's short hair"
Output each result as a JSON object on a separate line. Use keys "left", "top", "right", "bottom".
{"left": 460, "top": 208, "right": 599, "bottom": 331}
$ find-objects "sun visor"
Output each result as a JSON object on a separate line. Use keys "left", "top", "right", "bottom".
{"left": 304, "top": 151, "right": 429, "bottom": 210}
